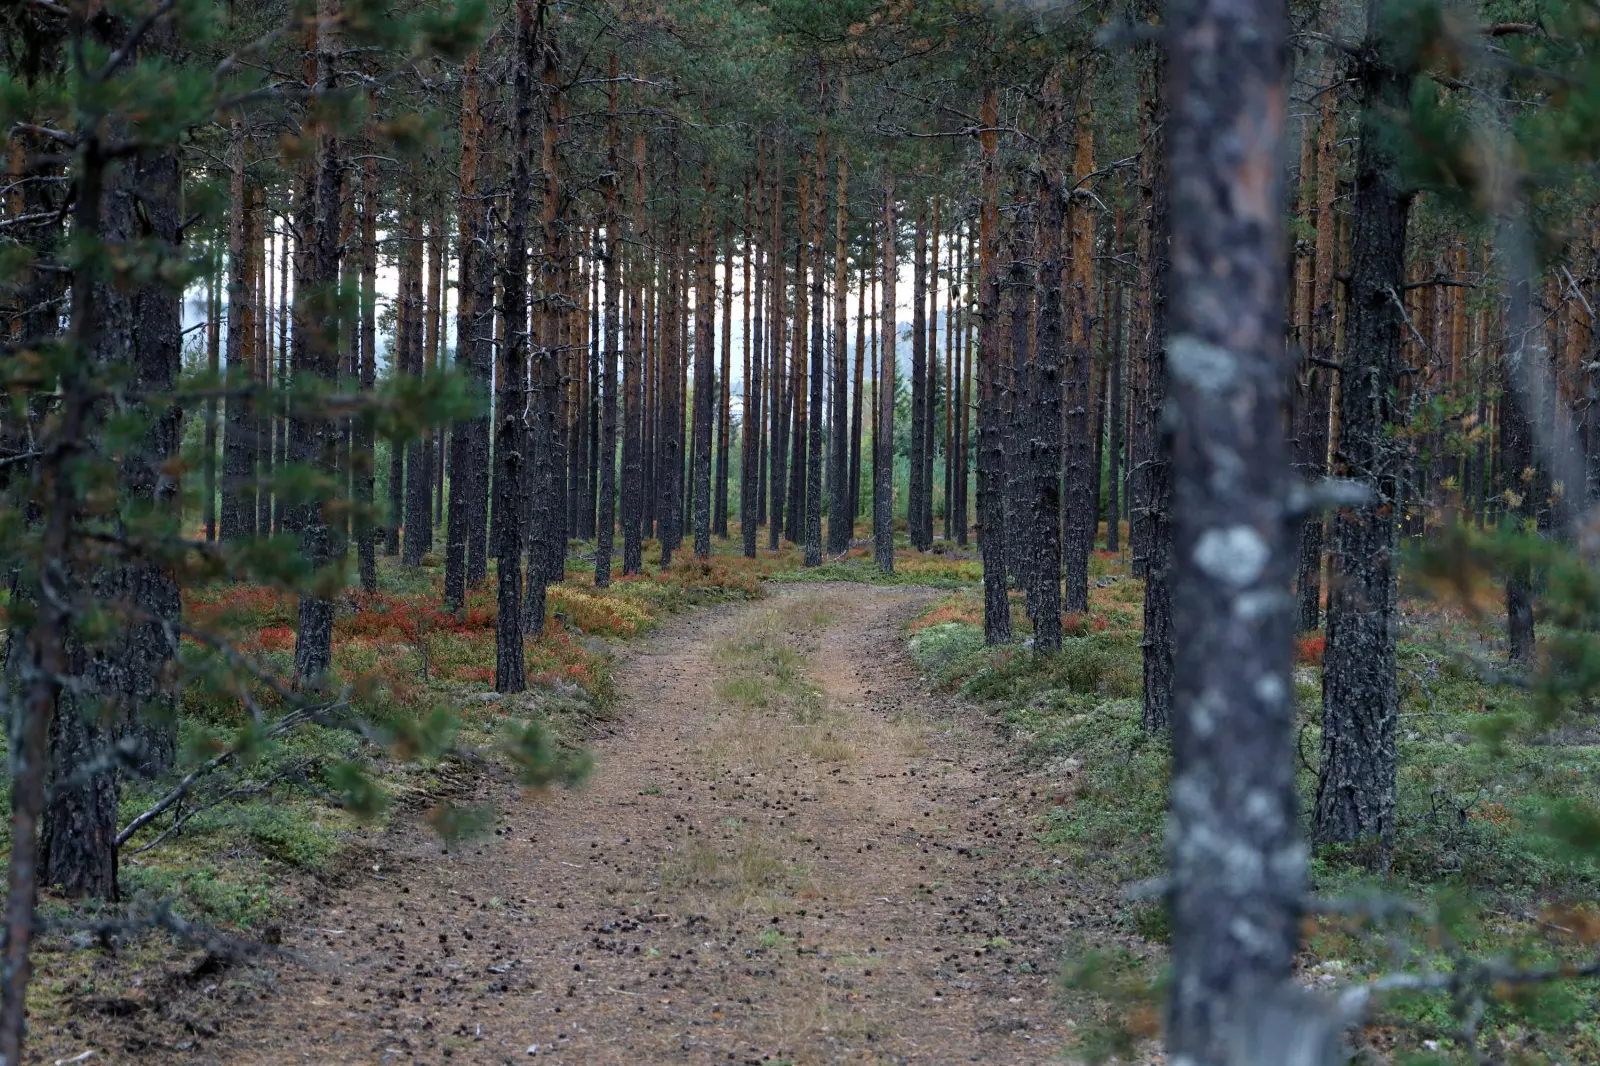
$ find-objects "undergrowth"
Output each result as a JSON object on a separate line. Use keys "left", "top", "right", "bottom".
{"left": 905, "top": 558, "right": 1600, "bottom": 1064}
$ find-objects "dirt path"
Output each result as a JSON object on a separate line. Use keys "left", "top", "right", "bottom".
{"left": 150, "top": 584, "right": 1086, "bottom": 1065}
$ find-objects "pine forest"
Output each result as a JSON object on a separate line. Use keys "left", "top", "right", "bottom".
{"left": 5, "top": 0, "right": 1600, "bottom": 1063}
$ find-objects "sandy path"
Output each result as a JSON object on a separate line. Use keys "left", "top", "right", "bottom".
{"left": 149, "top": 583, "right": 1085, "bottom": 1065}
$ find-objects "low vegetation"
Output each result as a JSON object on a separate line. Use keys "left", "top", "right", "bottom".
{"left": 906, "top": 554, "right": 1600, "bottom": 1063}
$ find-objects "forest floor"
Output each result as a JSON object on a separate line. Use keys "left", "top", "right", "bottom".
{"left": 51, "top": 582, "right": 1124, "bottom": 1066}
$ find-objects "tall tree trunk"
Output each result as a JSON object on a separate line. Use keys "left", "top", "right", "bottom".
{"left": 715, "top": 225, "right": 733, "bottom": 539}
{"left": 787, "top": 160, "right": 810, "bottom": 549}
{"left": 910, "top": 205, "right": 929, "bottom": 554}
{"left": 658, "top": 186, "right": 684, "bottom": 566}
{"left": 222, "top": 116, "right": 256, "bottom": 542}
{"left": 526, "top": 35, "right": 564, "bottom": 628}
{"left": 357, "top": 109, "right": 379, "bottom": 592}
{"left": 925, "top": 197, "right": 940, "bottom": 546}
{"left": 1063, "top": 92, "right": 1097, "bottom": 613}
{"left": 693, "top": 170, "right": 716, "bottom": 561}
{"left": 291, "top": 0, "right": 343, "bottom": 685}
{"left": 1106, "top": 215, "right": 1125, "bottom": 553}
{"left": 769, "top": 160, "right": 789, "bottom": 551}
{"left": 402, "top": 182, "right": 430, "bottom": 566}
{"left": 1296, "top": 73, "right": 1339, "bottom": 631}
{"left": 1138, "top": 34, "right": 1175, "bottom": 733}
{"left": 1163, "top": 0, "right": 1302, "bottom": 1052}
{"left": 828, "top": 138, "right": 853, "bottom": 555}
{"left": 874, "top": 176, "right": 897, "bottom": 574}
{"left": 1315, "top": 13, "right": 1415, "bottom": 848}
{"left": 595, "top": 61, "right": 622, "bottom": 587}
{"left": 1028, "top": 68, "right": 1067, "bottom": 654}
{"left": 743, "top": 162, "right": 763, "bottom": 560}
{"left": 496, "top": 0, "right": 543, "bottom": 692}
{"left": 1005, "top": 202, "right": 1034, "bottom": 592}
{"left": 977, "top": 89, "right": 1010, "bottom": 640}
{"left": 805, "top": 139, "right": 827, "bottom": 567}
{"left": 446, "top": 51, "right": 488, "bottom": 610}
{"left": 622, "top": 127, "right": 647, "bottom": 575}
{"left": 849, "top": 243, "right": 867, "bottom": 536}
{"left": 204, "top": 252, "right": 220, "bottom": 542}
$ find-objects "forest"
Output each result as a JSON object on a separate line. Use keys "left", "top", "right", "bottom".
{"left": 3, "top": 0, "right": 1600, "bottom": 1063}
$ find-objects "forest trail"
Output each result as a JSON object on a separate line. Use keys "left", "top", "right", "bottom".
{"left": 162, "top": 584, "right": 1088, "bottom": 1065}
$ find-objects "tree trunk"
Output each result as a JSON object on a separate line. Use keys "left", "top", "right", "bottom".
{"left": 977, "top": 90, "right": 1009, "bottom": 639}
{"left": 742, "top": 156, "right": 764, "bottom": 560}
{"left": 1163, "top": 0, "right": 1303, "bottom": 1052}
{"left": 495, "top": 0, "right": 543, "bottom": 693}
{"left": 769, "top": 159, "right": 789, "bottom": 551}
{"left": 402, "top": 183, "right": 430, "bottom": 566}
{"left": 875, "top": 176, "right": 897, "bottom": 574}
{"left": 291, "top": 0, "right": 344, "bottom": 686}
{"left": 1106, "top": 220, "right": 1125, "bottom": 553}
{"left": 357, "top": 108, "right": 379, "bottom": 592}
{"left": 829, "top": 140, "right": 853, "bottom": 555}
{"left": 1315, "top": 14, "right": 1414, "bottom": 848}
{"left": 693, "top": 171, "right": 716, "bottom": 561}
{"left": 1063, "top": 93, "right": 1097, "bottom": 613}
{"left": 1028, "top": 69, "right": 1067, "bottom": 654}
{"left": 1138, "top": 40, "right": 1175, "bottom": 733}
{"left": 1296, "top": 77, "right": 1339, "bottom": 631}
{"left": 446, "top": 51, "right": 487, "bottom": 610}
{"left": 222, "top": 116, "right": 256, "bottom": 542}
{"left": 804, "top": 140, "right": 827, "bottom": 567}
{"left": 594, "top": 62, "right": 622, "bottom": 587}
{"left": 911, "top": 205, "right": 929, "bottom": 553}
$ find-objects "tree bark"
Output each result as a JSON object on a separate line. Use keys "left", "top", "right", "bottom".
{"left": 977, "top": 90, "right": 1010, "bottom": 640}
{"left": 911, "top": 205, "right": 929, "bottom": 553}
{"left": 1028, "top": 69, "right": 1067, "bottom": 653}
{"left": 1063, "top": 93, "right": 1097, "bottom": 614}
{"left": 874, "top": 176, "right": 897, "bottom": 574}
{"left": 804, "top": 139, "right": 827, "bottom": 567}
{"left": 828, "top": 141, "right": 853, "bottom": 555}
{"left": 291, "top": 0, "right": 343, "bottom": 686}
{"left": 1138, "top": 37, "right": 1175, "bottom": 733}
{"left": 693, "top": 171, "right": 716, "bottom": 561}
{"left": 1163, "top": 0, "right": 1303, "bottom": 1052}
{"left": 1315, "top": 13, "right": 1415, "bottom": 848}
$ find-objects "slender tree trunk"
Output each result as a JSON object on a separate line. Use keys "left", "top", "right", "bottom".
{"left": 925, "top": 197, "right": 940, "bottom": 545}
{"left": 622, "top": 127, "right": 647, "bottom": 574}
{"left": 769, "top": 159, "right": 789, "bottom": 550}
{"left": 788, "top": 161, "right": 810, "bottom": 548}
{"left": 446, "top": 51, "right": 486, "bottom": 611}
{"left": 850, "top": 246, "right": 867, "bottom": 536}
{"left": 291, "top": 0, "right": 344, "bottom": 685}
{"left": 1106, "top": 222, "right": 1125, "bottom": 553}
{"left": 805, "top": 138, "right": 827, "bottom": 567}
{"left": 1163, "top": 0, "right": 1303, "bottom": 1052}
{"left": 496, "top": 0, "right": 544, "bottom": 692}
{"left": 402, "top": 183, "right": 430, "bottom": 566}
{"left": 828, "top": 139, "right": 852, "bottom": 555}
{"left": 595, "top": 62, "right": 622, "bottom": 587}
{"left": 742, "top": 153, "right": 764, "bottom": 560}
{"left": 693, "top": 170, "right": 716, "bottom": 561}
{"left": 715, "top": 225, "right": 733, "bottom": 538}
{"left": 911, "top": 205, "right": 929, "bottom": 554}
{"left": 977, "top": 89, "right": 1010, "bottom": 640}
{"left": 1063, "top": 93, "right": 1097, "bottom": 613}
{"left": 875, "top": 176, "right": 897, "bottom": 574}
{"left": 357, "top": 109, "right": 379, "bottom": 592}
{"left": 1315, "top": 13, "right": 1415, "bottom": 847}
{"left": 222, "top": 116, "right": 256, "bottom": 542}
{"left": 204, "top": 254, "right": 220, "bottom": 542}
{"left": 1138, "top": 37, "right": 1175, "bottom": 733}
{"left": 1296, "top": 75, "right": 1339, "bottom": 631}
{"left": 1029, "top": 68, "right": 1067, "bottom": 653}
